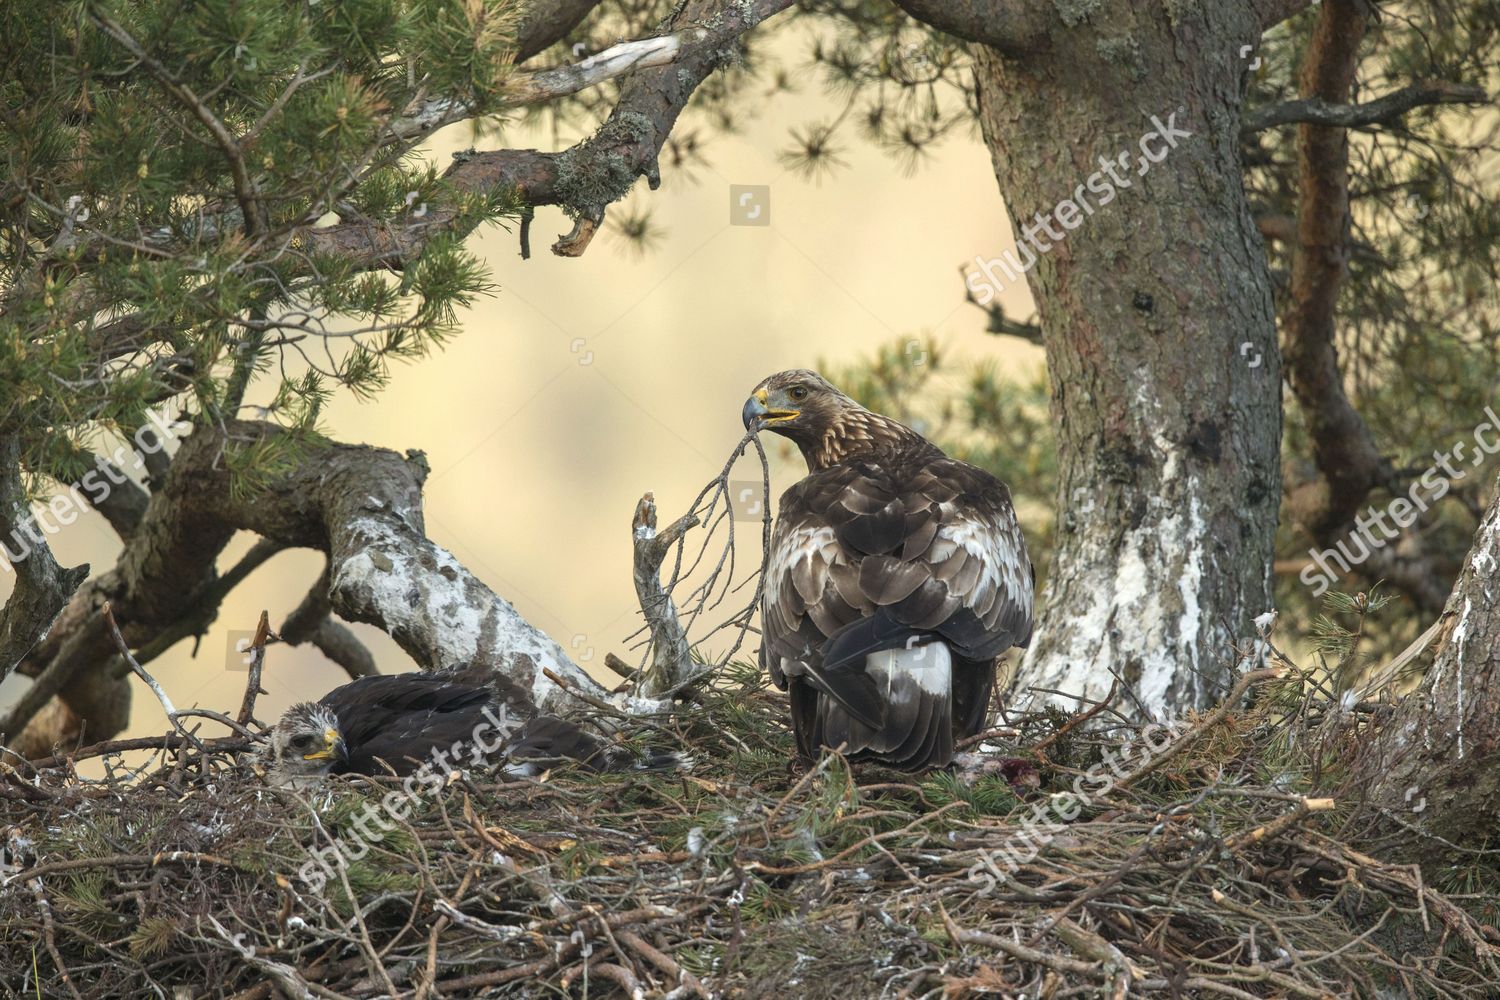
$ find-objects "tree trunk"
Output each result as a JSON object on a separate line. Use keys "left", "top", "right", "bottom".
{"left": 1359, "top": 475, "right": 1500, "bottom": 867}
{"left": 971, "top": 4, "right": 1282, "bottom": 715}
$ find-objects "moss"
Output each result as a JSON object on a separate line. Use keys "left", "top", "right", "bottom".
{"left": 1053, "top": 0, "right": 1103, "bottom": 28}
{"left": 1095, "top": 36, "right": 1146, "bottom": 81}
{"left": 552, "top": 111, "right": 656, "bottom": 220}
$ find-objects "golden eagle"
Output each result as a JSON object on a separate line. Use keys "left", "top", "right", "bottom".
{"left": 263, "top": 673, "right": 679, "bottom": 786}
{"left": 743, "top": 370, "right": 1034, "bottom": 771}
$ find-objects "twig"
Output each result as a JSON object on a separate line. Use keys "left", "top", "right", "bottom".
{"left": 22, "top": 733, "right": 250, "bottom": 771}
{"left": 1117, "top": 667, "right": 1281, "bottom": 790}
{"left": 1224, "top": 796, "right": 1335, "bottom": 851}
{"left": 1030, "top": 679, "right": 1119, "bottom": 756}
{"left": 29, "top": 878, "right": 83, "bottom": 1000}
{"left": 236, "top": 610, "right": 274, "bottom": 727}
{"left": 101, "top": 601, "right": 205, "bottom": 753}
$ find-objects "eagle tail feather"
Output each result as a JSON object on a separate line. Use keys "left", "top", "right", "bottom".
{"left": 816, "top": 643, "right": 955, "bottom": 770}
{"left": 821, "top": 608, "right": 923, "bottom": 673}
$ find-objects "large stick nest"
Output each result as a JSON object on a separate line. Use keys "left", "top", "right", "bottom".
{"left": 2, "top": 665, "right": 1497, "bottom": 999}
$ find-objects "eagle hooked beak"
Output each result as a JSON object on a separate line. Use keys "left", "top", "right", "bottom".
{"left": 742, "top": 388, "right": 799, "bottom": 431}
{"left": 303, "top": 727, "right": 345, "bottom": 761}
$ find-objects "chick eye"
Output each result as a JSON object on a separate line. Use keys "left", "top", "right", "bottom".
{"left": 289, "top": 734, "right": 313, "bottom": 750}
{"left": 788, "top": 386, "right": 808, "bottom": 401}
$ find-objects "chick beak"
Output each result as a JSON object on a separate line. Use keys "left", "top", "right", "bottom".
{"left": 303, "top": 727, "right": 344, "bottom": 761}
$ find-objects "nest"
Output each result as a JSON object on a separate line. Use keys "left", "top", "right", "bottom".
{"left": 2, "top": 663, "right": 1497, "bottom": 999}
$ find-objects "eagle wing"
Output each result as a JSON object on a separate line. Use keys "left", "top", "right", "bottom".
{"left": 761, "top": 452, "right": 1033, "bottom": 743}
{"left": 319, "top": 673, "right": 494, "bottom": 775}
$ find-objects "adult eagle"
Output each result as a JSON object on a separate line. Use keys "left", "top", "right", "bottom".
{"left": 743, "top": 370, "right": 1033, "bottom": 771}
{"left": 263, "top": 673, "right": 678, "bottom": 786}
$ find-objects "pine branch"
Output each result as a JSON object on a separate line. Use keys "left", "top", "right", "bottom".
{"left": 1243, "top": 81, "right": 1490, "bottom": 134}
{"left": 314, "top": 0, "right": 798, "bottom": 264}
{"left": 87, "top": 7, "right": 267, "bottom": 240}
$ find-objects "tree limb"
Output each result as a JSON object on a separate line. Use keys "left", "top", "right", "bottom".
{"left": 70, "top": 0, "right": 795, "bottom": 361}
{"left": 311, "top": 0, "right": 797, "bottom": 266}
{"left": 886, "top": 0, "right": 1051, "bottom": 54}
{"left": 1279, "top": 0, "right": 1388, "bottom": 540}
{"left": 0, "top": 441, "right": 89, "bottom": 687}
{"left": 3, "top": 415, "right": 598, "bottom": 753}
{"left": 280, "top": 565, "right": 378, "bottom": 680}
{"left": 156, "top": 421, "right": 600, "bottom": 715}
{"left": 1274, "top": 2, "right": 1455, "bottom": 615}
{"left": 1243, "top": 81, "right": 1489, "bottom": 134}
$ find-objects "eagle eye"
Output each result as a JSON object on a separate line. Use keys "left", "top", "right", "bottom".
{"left": 788, "top": 385, "right": 808, "bottom": 401}
{"left": 289, "top": 734, "right": 314, "bottom": 750}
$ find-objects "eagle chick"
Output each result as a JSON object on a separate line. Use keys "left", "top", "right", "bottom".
{"left": 262, "top": 674, "right": 680, "bottom": 786}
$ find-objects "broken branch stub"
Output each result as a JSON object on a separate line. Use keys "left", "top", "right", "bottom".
{"left": 631, "top": 493, "right": 699, "bottom": 699}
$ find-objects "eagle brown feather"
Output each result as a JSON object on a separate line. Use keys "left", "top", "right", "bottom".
{"left": 745, "top": 370, "right": 1034, "bottom": 770}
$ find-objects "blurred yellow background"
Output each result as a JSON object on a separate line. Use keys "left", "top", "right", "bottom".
{"left": 2, "top": 55, "right": 1044, "bottom": 743}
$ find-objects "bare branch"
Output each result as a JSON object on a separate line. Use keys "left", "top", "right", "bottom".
{"left": 280, "top": 567, "right": 378, "bottom": 680}
{"left": 631, "top": 494, "right": 699, "bottom": 698}
{"left": 101, "top": 601, "right": 207, "bottom": 752}
{"left": 159, "top": 422, "right": 600, "bottom": 715}
{"left": 515, "top": 0, "right": 604, "bottom": 64}
{"left": 1243, "top": 81, "right": 1490, "bottom": 134}
{"left": 62, "top": 451, "right": 149, "bottom": 537}
{"left": 511, "top": 32, "right": 713, "bottom": 104}
{"left": 963, "top": 269, "right": 1043, "bottom": 345}
{"left": 386, "top": 29, "right": 723, "bottom": 145}
{"left": 234, "top": 610, "right": 273, "bottom": 728}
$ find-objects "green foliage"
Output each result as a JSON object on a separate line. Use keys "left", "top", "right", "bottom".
{"left": 920, "top": 768, "right": 1020, "bottom": 817}
{"left": 1309, "top": 585, "right": 1396, "bottom": 692}
{"left": 127, "top": 915, "right": 180, "bottom": 960}
{"left": 0, "top": 0, "right": 523, "bottom": 494}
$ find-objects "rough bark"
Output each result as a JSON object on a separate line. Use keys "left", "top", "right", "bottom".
{"left": 974, "top": 3, "right": 1282, "bottom": 715}
{"left": 1358, "top": 475, "right": 1500, "bottom": 867}
{"left": 158, "top": 423, "right": 603, "bottom": 711}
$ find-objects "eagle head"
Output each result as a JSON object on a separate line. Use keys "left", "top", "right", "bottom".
{"left": 743, "top": 369, "right": 924, "bottom": 469}
{"left": 742, "top": 369, "right": 855, "bottom": 436}
{"left": 262, "top": 703, "right": 346, "bottom": 787}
